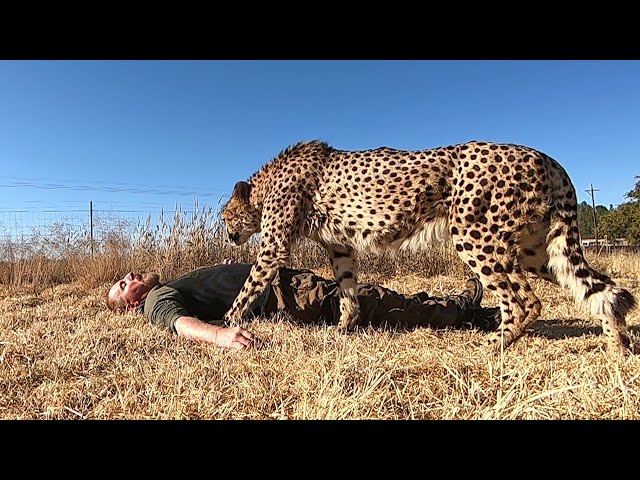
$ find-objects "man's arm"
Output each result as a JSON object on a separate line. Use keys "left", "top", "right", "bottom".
{"left": 144, "top": 283, "right": 257, "bottom": 350}
{"left": 174, "top": 316, "right": 256, "bottom": 350}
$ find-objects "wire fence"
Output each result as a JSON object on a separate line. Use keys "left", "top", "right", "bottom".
{"left": 0, "top": 208, "right": 193, "bottom": 242}
{"left": 2, "top": 205, "right": 638, "bottom": 262}
{"left": 0, "top": 203, "right": 222, "bottom": 261}
{"left": 583, "top": 244, "right": 640, "bottom": 254}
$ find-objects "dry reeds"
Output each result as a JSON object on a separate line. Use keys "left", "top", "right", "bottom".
{"left": 1, "top": 208, "right": 639, "bottom": 419}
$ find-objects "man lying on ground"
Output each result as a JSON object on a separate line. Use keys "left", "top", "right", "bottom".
{"left": 106, "top": 259, "right": 500, "bottom": 350}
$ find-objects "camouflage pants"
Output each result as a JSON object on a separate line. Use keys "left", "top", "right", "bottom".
{"left": 262, "top": 267, "right": 478, "bottom": 330}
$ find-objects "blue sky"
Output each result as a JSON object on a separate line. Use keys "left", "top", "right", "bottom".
{"left": 0, "top": 60, "right": 638, "bottom": 232}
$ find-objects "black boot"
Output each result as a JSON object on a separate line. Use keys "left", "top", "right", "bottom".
{"left": 457, "top": 277, "right": 483, "bottom": 309}
{"left": 455, "top": 278, "right": 500, "bottom": 331}
{"left": 469, "top": 307, "right": 501, "bottom": 331}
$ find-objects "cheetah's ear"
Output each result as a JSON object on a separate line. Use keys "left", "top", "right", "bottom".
{"left": 232, "top": 181, "right": 251, "bottom": 203}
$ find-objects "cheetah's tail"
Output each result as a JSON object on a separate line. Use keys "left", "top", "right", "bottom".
{"left": 545, "top": 199, "right": 636, "bottom": 325}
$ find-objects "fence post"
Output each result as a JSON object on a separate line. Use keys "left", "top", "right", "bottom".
{"left": 90, "top": 200, "right": 94, "bottom": 258}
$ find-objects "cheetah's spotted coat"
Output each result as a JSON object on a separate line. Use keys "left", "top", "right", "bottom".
{"left": 221, "top": 140, "right": 637, "bottom": 353}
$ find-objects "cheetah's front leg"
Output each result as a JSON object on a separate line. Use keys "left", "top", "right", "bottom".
{"left": 327, "top": 244, "right": 360, "bottom": 330}
{"left": 224, "top": 242, "right": 288, "bottom": 323}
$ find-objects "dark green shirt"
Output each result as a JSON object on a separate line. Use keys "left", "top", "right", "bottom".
{"left": 143, "top": 264, "right": 270, "bottom": 333}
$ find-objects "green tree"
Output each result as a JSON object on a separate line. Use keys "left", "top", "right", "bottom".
{"left": 600, "top": 202, "right": 640, "bottom": 245}
{"left": 626, "top": 175, "right": 640, "bottom": 201}
{"left": 577, "top": 201, "right": 609, "bottom": 240}
{"left": 577, "top": 201, "right": 594, "bottom": 238}
{"left": 598, "top": 174, "right": 640, "bottom": 245}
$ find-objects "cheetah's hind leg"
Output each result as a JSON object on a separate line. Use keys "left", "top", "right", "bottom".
{"left": 327, "top": 244, "right": 360, "bottom": 330}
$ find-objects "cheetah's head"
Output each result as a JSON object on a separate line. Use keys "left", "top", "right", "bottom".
{"left": 221, "top": 181, "right": 261, "bottom": 245}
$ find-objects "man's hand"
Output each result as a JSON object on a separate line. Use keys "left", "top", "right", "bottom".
{"left": 174, "top": 316, "right": 257, "bottom": 350}
{"left": 214, "top": 325, "right": 257, "bottom": 350}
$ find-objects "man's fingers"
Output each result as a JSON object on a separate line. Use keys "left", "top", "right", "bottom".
{"left": 242, "top": 330, "right": 255, "bottom": 341}
{"left": 220, "top": 326, "right": 260, "bottom": 350}
{"left": 231, "top": 326, "right": 255, "bottom": 341}
{"left": 231, "top": 331, "right": 255, "bottom": 349}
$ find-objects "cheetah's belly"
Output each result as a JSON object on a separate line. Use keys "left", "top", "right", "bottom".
{"left": 384, "top": 216, "right": 450, "bottom": 253}
{"left": 306, "top": 214, "right": 450, "bottom": 254}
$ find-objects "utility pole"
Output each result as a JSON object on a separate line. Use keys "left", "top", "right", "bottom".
{"left": 585, "top": 183, "right": 600, "bottom": 250}
{"left": 90, "top": 200, "right": 94, "bottom": 258}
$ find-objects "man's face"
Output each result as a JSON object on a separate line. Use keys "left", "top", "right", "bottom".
{"left": 108, "top": 272, "right": 160, "bottom": 311}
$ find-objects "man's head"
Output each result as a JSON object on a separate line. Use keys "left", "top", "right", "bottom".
{"left": 106, "top": 272, "right": 161, "bottom": 313}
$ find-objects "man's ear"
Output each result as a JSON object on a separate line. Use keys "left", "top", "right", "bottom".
{"left": 232, "top": 181, "right": 251, "bottom": 203}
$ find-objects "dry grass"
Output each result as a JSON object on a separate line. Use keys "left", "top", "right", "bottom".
{"left": 1, "top": 209, "right": 639, "bottom": 419}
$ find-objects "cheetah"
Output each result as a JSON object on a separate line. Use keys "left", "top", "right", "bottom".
{"left": 220, "top": 140, "right": 637, "bottom": 354}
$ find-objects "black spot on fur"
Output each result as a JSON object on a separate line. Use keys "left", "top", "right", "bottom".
{"left": 575, "top": 268, "right": 589, "bottom": 278}
{"left": 584, "top": 282, "right": 606, "bottom": 299}
{"left": 591, "top": 270, "right": 611, "bottom": 282}
{"left": 549, "top": 228, "right": 562, "bottom": 239}
{"left": 612, "top": 289, "right": 637, "bottom": 318}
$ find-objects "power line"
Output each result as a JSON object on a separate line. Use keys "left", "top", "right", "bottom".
{"left": 0, "top": 199, "right": 209, "bottom": 210}
{"left": 0, "top": 199, "right": 163, "bottom": 205}
{"left": 0, "top": 174, "right": 229, "bottom": 193}
{"left": 0, "top": 181, "right": 228, "bottom": 198}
